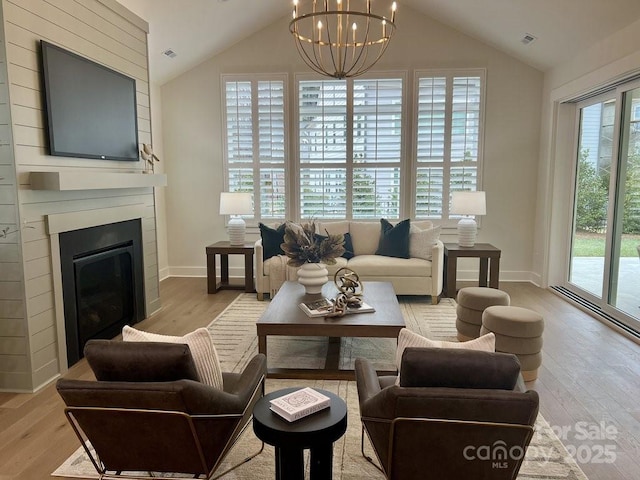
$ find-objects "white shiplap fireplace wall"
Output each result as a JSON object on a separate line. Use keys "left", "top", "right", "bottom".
{"left": 0, "top": 0, "right": 163, "bottom": 392}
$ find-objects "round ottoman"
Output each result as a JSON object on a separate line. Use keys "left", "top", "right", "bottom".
{"left": 456, "top": 287, "right": 511, "bottom": 342}
{"left": 481, "top": 305, "right": 544, "bottom": 382}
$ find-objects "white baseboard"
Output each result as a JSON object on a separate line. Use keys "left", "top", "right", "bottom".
{"left": 167, "top": 266, "right": 206, "bottom": 277}
{"left": 158, "top": 266, "right": 171, "bottom": 281}
{"left": 166, "top": 266, "right": 247, "bottom": 278}
{"left": 454, "top": 269, "right": 533, "bottom": 283}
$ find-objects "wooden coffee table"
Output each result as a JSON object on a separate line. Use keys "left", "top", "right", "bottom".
{"left": 256, "top": 281, "right": 405, "bottom": 380}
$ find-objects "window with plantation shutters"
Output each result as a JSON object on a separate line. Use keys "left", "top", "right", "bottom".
{"left": 414, "top": 70, "right": 485, "bottom": 224}
{"left": 223, "top": 75, "right": 287, "bottom": 222}
{"left": 298, "top": 76, "right": 404, "bottom": 220}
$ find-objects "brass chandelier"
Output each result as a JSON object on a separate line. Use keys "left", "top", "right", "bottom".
{"left": 290, "top": 0, "right": 397, "bottom": 79}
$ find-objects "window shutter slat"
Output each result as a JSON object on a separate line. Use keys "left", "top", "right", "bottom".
{"left": 224, "top": 77, "right": 287, "bottom": 221}
{"left": 415, "top": 73, "right": 483, "bottom": 220}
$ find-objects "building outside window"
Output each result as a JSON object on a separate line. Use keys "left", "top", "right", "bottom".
{"left": 221, "top": 69, "right": 485, "bottom": 224}
{"left": 222, "top": 75, "right": 288, "bottom": 222}
{"left": 414, "top": 69, "right": 485, "bottom": 225}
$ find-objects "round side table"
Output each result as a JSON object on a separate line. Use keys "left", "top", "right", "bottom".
{"left": 253, "top": 387, "right": 348, "bottom": 480}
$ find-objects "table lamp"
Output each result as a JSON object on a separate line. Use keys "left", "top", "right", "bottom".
{"left": 451, "top": 191, "right": 486, "bottom": 247}
{"left": 220, "top": 192, "right": 253, "bottom": 245}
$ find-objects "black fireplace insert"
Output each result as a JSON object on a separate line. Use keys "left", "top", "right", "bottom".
{"left": 60, "top": 219, "right": 145, "bottom": 366}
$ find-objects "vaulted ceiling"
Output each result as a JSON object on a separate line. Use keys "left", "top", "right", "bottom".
{"left": 116, "top": 0, "right": 640, "bottom": 85}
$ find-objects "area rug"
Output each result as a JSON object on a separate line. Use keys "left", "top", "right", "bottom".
{"left": 52, "top": 294, "right": 588, "bottom": 480}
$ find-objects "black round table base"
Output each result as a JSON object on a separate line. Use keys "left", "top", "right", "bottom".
{"left": 253, "top": 388, "right": 348, "bottom": 480}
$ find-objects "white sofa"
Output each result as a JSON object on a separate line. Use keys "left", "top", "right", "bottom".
{"left": 254, "top": 220, "right": 444, "bottom": 304}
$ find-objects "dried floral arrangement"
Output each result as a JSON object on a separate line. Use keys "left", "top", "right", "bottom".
{"left": 281, "top": 221, "right": 345, "bottom": 267}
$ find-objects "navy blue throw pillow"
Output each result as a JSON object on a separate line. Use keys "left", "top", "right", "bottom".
{"left": 259, "top": 223, "right": 286, "bottom": 261}
{"left": 342, "top": 232, "right": 355, "bottom": 259}
{"left": 314, "top": 231, "right": 354, "bottom": 260}
{"left": 375, "top": 218, "right": 410, "bottom": 258}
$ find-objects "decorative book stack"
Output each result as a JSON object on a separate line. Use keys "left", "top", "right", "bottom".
{"left": 269, "top": 387, "right": 331, "bottom": 422}
{"left": 299, "top": 297, "right": 375, "bottom": 317}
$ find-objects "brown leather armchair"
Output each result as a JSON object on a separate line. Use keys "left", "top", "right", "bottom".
{"left": 57, "top": 339, "right": 266, "bottom": 479}
{"left": 355, "top": 347, "right": 539, "bottom": 480}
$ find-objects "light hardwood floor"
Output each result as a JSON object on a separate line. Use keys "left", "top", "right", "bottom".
{"left": 0, "top": 278, "right": 638, "bottom": 480}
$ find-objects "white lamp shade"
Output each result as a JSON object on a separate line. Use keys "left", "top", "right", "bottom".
{"left": 219, "top": 192, "right": 253, "bottom": 215}
{"left": 451, "top": 191, "right": 486, "bottom": 216}
{"left": 451, "top": 191, "right": 485, "bottom": 247}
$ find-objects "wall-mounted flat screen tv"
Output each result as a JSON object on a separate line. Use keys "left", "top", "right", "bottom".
{"left": 40, "top": 40, "right": 139, "bottom": 161}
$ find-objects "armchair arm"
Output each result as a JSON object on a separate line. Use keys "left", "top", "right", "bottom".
{"left": 182, "top": 354, "right": 266, "bottom": 415}
{"left": 254, "top": 238, "right": 263, "bottom": 261}
{"left": 430, "top": 240, "right": 444, "bottom": 300}
{"left": 355, "top": 357, "right": 382, "bottom": 410}
{"left": 254, "top": 239, "right": 268, "bottom": 298}
{"left": 224, "top": 353, "right": 266, "bottom": 399}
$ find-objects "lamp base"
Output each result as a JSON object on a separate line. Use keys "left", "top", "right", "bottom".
{"left": 227, "top": 217, "right": 246, "bottom": 245}
{"left": 457, "top": 217, "right": 477, "bottom": 247}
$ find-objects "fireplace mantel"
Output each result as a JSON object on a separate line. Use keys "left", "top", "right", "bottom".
{"left": 29, "top": 171, "right": 167, "bottom": 191}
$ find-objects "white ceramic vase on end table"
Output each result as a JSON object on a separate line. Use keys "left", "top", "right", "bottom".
{"left": 297, "top": 262, "right": 329, "bottom": 295}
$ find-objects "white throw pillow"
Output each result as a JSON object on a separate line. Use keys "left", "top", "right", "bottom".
{"left": 409, "top": 225, "right": 441, "bottom": 260}
{"left": 122, "top": 326, "right": 224, "bottom": 389}
{"left": 395, "top": 328, "right": 495, "bottom": 384}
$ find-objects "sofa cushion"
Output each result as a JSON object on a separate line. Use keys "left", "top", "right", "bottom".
{"left": 409, "top": 225, "right": 441, "bottom": 260}
{"left": 349, "top": 222, "right": 382, "bottom": 255}
{"left": 123, "top": 326, "right": 224, "bottom": 390}
{"left": 317, "top": 221, "right": 350, "bottom": 237}
{"left": 348, "top": 255, "right": 430, "bottom": 276}
{"left": 376, "top": 218, "right": 410, "bottom": 258}
{"left": 259, "top": 223, "right": 286, "bottom": 261}
{"left": 325, "top": 257, "right": 349, "bottom": 276}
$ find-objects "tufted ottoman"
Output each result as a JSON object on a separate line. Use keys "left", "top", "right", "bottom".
{"left": 481, "top": 306, "right": 544, "bottom": 381}
{"left": 456, "top": 287, "right": 511, "bottom": 341}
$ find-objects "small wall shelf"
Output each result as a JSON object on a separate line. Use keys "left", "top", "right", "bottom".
{"left": 29, "top": 171, "right": 167, "bottom": 191}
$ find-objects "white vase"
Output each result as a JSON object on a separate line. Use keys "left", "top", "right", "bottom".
{"left": 297, "top": 262, "right": 329, "bottom": 295}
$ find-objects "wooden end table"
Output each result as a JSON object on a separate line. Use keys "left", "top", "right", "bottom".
{"left": 206, "top": 241, "right": 255, "bottom": 294}
{"left": 253, "top": 388, "right": 347, "bottom": 480}
{"left": 444, "top": 243, "right": 501, "bottom": 298}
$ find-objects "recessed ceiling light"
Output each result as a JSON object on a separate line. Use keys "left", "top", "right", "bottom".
{"left": 162, "top": 49, "right": 177, "bottom": 59}
{"left": 521, "top": 34, "right": 537, "bottom": 46}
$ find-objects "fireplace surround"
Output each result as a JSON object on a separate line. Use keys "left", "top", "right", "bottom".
{"left": 44, "top": 204, "right": 151, "bottom": 372}
{"left": 60, "top": 219, "right": 145, "bottom": 365}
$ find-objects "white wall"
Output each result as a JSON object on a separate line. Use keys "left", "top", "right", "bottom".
{"left": 161, "top": 6, "right": 543, "bottom": 282}
{"left": 150, "top": 81, "right": 168, "bottom": 279}
{"left": 535, "top": 17, "right": 640, "bottom": 287}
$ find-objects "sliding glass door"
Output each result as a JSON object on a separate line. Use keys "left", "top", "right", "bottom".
{"left": 609, "top": 86, "right": 640, "bottom": 319}
{"left": 569, "top": 97, "right": 615, "bottom": 299}
{"left": 568, "top": 83, "right": 640, "bottom": 328}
